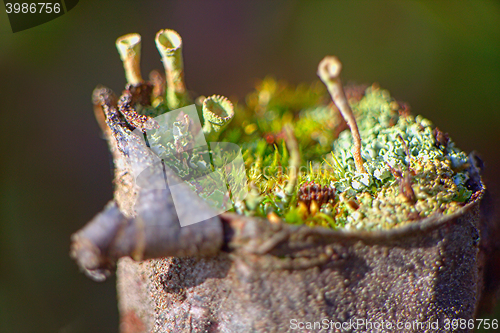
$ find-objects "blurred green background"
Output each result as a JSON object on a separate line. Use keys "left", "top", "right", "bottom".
{"left": 1, "top": 1, "right": 499, "bottom": 332}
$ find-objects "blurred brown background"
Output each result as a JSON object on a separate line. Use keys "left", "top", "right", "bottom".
{"left": 0, "top": 1, "right": 499, "bottom": 332}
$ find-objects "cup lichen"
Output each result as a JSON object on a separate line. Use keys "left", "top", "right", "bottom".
{"left": 202, "top": 95, "right": 235, "bottom": 142}
{"left": 155, "top": 29, "right": 190, "bottom": 110}
{"left": 116, "top": 33, "right": 143, "bottom": 85}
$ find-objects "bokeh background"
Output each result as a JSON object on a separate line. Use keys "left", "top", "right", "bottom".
{"left": 1, "top": 1, "right": 499, "bottom": 332}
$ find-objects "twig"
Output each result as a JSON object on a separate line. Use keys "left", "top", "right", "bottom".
{"left": 317, "top": 56, "right": 366, "bottom": 173}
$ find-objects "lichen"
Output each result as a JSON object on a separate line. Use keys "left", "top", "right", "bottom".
{"left": 112, "top": 30, "right": 474, "bottom": 231}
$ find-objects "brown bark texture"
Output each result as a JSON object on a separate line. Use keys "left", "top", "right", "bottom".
{"left": 71, "top": 88, "right": 499, "bottom": 333}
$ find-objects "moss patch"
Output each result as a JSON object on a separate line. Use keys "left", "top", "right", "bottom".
{"left": 214, "top": 79, "right": 472, "bottom": 230}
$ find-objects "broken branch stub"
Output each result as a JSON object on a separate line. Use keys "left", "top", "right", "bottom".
{"left": 71, "top": 85, "right": 223, "bottom": 281}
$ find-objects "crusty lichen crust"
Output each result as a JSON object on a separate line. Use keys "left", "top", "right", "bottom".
{"left": 332, "top": 86, "right": 471, "bottom": 229}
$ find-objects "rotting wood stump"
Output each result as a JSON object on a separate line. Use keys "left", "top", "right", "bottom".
{"left": 71, "top": 30, "right": 500, "bottom": 333}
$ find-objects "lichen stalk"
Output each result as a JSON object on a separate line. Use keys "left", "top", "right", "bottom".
{"left": 116, "top": 33, "right": 143, "bottom": 85}
{"left": 155, "top": 29, "right": 188, "bottom": 109}
{"left": 202, "top": 95, "right": 234, "bottom": 141}
{"left": 317, "top": 56, "right": 366, "bottom": 173}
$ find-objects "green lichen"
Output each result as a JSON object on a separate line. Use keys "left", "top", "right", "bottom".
{"left": 117, "top": 30, "right": 473, "bottom": 231}
{"left": 327, "top": 87, "right": 472, "bottom": 229}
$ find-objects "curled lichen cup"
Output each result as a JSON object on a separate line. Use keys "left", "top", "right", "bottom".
{"left": 202, "top": 95, "right": 234, "bottom": 141}
{"left": 116, "top": 33, "right": 143, "bottom": 85}
{"left": 155, "top": 29, "right": 188, "bottom": 109}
